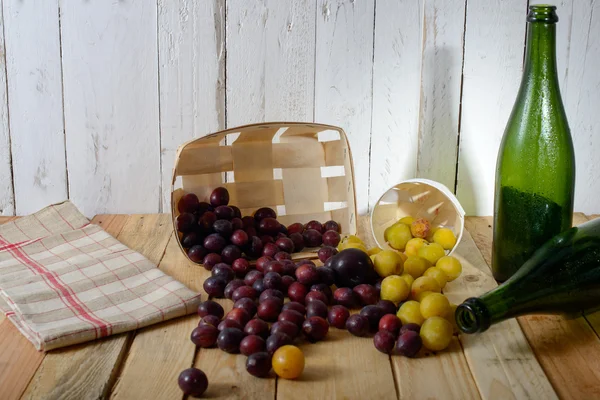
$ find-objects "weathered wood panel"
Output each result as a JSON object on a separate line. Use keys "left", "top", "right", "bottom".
{"left": 61, "top": 1, "right": 161, "bottom": 216}
{"left": 3, "top": 0, "right": 67, "bottom": 215}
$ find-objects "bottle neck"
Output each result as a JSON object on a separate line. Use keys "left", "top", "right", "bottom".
{"left": 456, "top": 281, "right": 526, "bottom": 333}
{"left": 457, "top": 220, "right": 600, "bottom": 334}
{"left": 456, "top": 298, "right": 492, "bottom": 333}
{"left": 522, "top": 21, "right": 559, "bottom": 86}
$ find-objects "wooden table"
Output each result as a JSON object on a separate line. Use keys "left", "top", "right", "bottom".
{"left": 1, "top": 213, "right": 599, "bottom": 400}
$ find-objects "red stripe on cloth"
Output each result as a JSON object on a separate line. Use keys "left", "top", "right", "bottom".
{"left": 0, "top": 237, "right": 43, "bottom": 252}
{"left": 40, "top": 234, "right": 114, "bottom": 336}
{"left": 17, "top": 274, "right": 183, "bottom": 319}
{"left": 47, "top": 295, "right": 201, "bottom": 344}
{"left": 0, "top": 234, "right": 107, "bottom": 338}
{"left": 0, "top": 241, "right": 56, "bottom": 343}
{"left": 48, "top": 232, "right": 144, "bottom": 331}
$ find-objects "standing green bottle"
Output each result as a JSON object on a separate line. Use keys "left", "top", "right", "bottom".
{"left": 492, "top": 5, "right": 575, "bottom": 282}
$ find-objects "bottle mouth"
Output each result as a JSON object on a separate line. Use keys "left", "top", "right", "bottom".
{"left": 527, "top": 5, "right": 559, "bottom": 23}
{"left": 455, "top": 298, "right": 491, "bottom": 334}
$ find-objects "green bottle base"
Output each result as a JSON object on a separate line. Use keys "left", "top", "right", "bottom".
{"left": 493, "top": 186, "right": 565, "bottom": 281}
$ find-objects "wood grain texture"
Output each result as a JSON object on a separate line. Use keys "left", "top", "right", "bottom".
{"left": 368, "top": 0, "right": 423, "bottom": 209}
{"left": 464, "top": 216, "right": 493, "bottom": 266}
{"left": 111, "top": 233, "right": 208, "bottom": 400}
{"left": 315, "top": 0, "right": 375, "bottom": 214}
{"left": 573, "top": 214, "right": 600, "bottom": 353}
{"left": 158, "top": 0, "right": 225, "bottom": 211}
{"left": 112, "top": 215, "right": 173, "bottom": 266}
{"left": 416, "top": 0, "right": 466, "bottom": 191}
{"left": 277, "top": 330, "right": 398, "bottom": 400}
{"left": 467, "top": 214, "right": 600, "bottom": 400}
{"left": 455, "top": 0, "right": 527, "bottom": 215}
{"left": 3, "top": 0, "right": 67, "bottom": 215}
{"left": 61, "top": 0, "right": 160, "bottom": 217}
{"left": 226, "top": 0, "right": 316, "bottom": 126}
{"left": 518, "top": 316, "right": 600, "bottom": 400}
{"left": 445, "top": 230, "right": 557, "bottom": 400}
{"left": 392, "top": 338, "right": 481, "bottom": 400}
{"left": 21, "top": 215, "right": 172, "bottom": 400}
{"left": 0, "top": 4, "right": 13, "bottom": 216}
{"left": 562, "top": 0, "right": 600, "bottom": 215}
{"left": 22, "top": 332, "right": 131, "bottom": 400}
{"left": 0, "top": 322, "right": 44, "bottom": 400}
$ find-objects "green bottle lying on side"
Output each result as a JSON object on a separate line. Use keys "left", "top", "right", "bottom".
{"left": 456, "top": 217, "right": 600, "bottom": 334}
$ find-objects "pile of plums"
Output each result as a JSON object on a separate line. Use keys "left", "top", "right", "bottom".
{"left": 191, "top": 258, "right": 336, "bottom": 379}
{"left": 176, "top": 187, "right": 342, "bottom": 269}
{"left": 188, "top": 254, "right": 410, "bottom": 382}
{"left": 177, "top": 187, "right": 421, "bottom": 391}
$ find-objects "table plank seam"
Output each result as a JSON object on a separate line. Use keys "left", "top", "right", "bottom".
{"left": 454, "top": 336, "right": 484, "bottom": 400}
{"left": 105, "top": 231, "right": 176, "bottom": 399}
{"left": 105, "top": 332, "right": 136, "bottom": 399}
{"left": 388, "top": 354, "right": 400, "bottom": 400}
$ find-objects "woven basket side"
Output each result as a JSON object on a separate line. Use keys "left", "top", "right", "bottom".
{"left": 170, "top": 122, "right": 358, "bottom": 263}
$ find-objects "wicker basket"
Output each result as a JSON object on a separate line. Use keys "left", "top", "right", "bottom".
{"left": 171, "top": 122, "right": 358, "bottom": 264}
{"left": 370, "top": 179, "right": 465, "bottom": 255}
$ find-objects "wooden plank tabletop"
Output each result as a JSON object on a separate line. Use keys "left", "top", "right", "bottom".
{"left": 1, "top": 213, "right": 599, "bottom": 400}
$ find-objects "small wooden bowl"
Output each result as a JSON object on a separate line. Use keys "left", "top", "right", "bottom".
{"left": 370, "top": 179, "right": 465, "bottom": 255}
{"left": 171, "top": 122, "right": 358, "bottom": 264}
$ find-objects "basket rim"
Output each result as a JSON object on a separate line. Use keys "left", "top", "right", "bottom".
{"left": 370, "top": 178, "right": 466, "bottom": 256}
{"left": 169, "top": 121, "right": 359, "bottom": 265}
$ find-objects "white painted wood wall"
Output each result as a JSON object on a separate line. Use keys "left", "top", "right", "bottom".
{"left": 1, "top": 0, "right": 599, "bottom": 217}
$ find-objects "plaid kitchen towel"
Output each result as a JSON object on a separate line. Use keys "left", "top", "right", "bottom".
{"left": 0, "top": 201, "right": 201, "bottom": 351}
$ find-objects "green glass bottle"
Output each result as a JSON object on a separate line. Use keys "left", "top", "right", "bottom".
{"left": 456, "top": 217, "right": 600, "bottom": 334}
{"left": 492, "top": 5, "right": 575, "bottom": 282}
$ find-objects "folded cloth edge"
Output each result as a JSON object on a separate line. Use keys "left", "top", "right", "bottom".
{"left": 0, "top": 200, "right": 202, "bottom": 351}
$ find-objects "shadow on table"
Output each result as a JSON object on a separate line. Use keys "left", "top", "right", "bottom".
{"left": 292, "top": 364, "right": 334, "bottom": 383}
{"left": 513, "top": 314, "right": 600, "bottom": 357}
{"left": 202, "top": 382, "right": 243, "bottom": 398}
